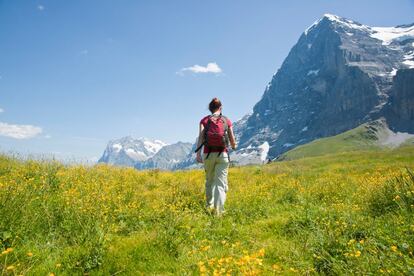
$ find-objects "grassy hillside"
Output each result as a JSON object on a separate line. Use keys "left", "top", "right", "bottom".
{"left": 277, "top": 120, "right": 414, "bottom": 161}
{"left": 1, "top": 148, "right": 414, "bottom": 275}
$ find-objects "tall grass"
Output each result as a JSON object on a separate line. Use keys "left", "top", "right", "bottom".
{"left": 0, "top": 148, "right": 413, "bottom": 275}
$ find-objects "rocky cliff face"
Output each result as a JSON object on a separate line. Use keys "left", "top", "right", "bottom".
{"left": 235, "top": 14, "right": 414, "bottom": 159}
{"left": 386, "top": 69, "right": 414, "bottom": 133}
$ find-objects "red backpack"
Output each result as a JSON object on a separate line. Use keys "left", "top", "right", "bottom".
{"left": 195, "top": 114, "right": 230, "bottom": 159}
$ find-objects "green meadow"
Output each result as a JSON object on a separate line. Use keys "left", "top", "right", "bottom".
{"left": 1, "top": 147, "right": 414, "bottom": 275}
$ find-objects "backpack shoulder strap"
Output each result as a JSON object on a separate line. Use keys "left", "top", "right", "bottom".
{"left": 220, "top": 115, "right": 229, "bottom": 130}
{"left": 194, "top": 116, "right": 212, "bottom": 153}
{"left": 205, "top": 115, "right": 213, "bottom": 132}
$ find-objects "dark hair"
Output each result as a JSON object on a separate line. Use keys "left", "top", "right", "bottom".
{"left": 208, "top": 98, "right": 222, "bottom": 113}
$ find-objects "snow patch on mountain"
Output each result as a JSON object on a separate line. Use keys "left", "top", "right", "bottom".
{"left": 258, "top": 142, "right": 270, "bottom": 161}
{"left": 403, "top": 60, "right": 414, "bottom": 68}
{"left": 372, "top": 120, "right": 414, "bottom": 148}
{"left": 381, "top": 131, "right": 414, "bottom": 147}
{"left": 125, "top": 149, "right": 147, "bottom": 160}
{"left": 403, "top": 51, "right": 414, "bottom": 68}
{"left": 230, "top": 141, "right": 270, "bottom": 166}
{"left": 143, "top": 139, "right": 167, "bottom": 155}
{"left": 307, "top": 69, "right": 319, "bottom": 76}
{"left": 371, "top": 25, "right": 414, "bottom": 45}
{"left": 112, "top": 144, "right": 122, "bottom": 152}
{"left": 389, "top": 68, "right": 398, "bottom": 76}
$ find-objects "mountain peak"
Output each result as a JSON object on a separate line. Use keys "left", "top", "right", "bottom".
{"left": 322, "top": 13, "right": 342, "bottom": 21}
{"left": 321, "top": 13, "right": 365, "bottom": 27}
{"left": 305, "top": 13, "right": 368, "bottom": 35}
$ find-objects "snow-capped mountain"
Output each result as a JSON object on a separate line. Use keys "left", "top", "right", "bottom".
{"left": 235, "top": 14, "right": 414, "bottom": 159}
{"left": 173, "top": 140, "right": 202, "bottom": 170}
{"left": 98, "top": 137, "right": 193, "bottom": 169}
{"left": 98, "top": 137, "right": 167, "bottom": 167}
{"left": 135, "top": 142, "right": 193, "bottom": 170}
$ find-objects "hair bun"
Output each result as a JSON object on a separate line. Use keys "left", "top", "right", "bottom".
{"left": 209, "top": 98, "right": 222, "bottom": 113}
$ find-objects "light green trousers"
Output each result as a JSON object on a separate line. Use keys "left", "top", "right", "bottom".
{"left": 203, "top": 152, "right": 229, "bottom": 214}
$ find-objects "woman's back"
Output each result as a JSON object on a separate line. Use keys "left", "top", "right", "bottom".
{"left": 195, "top": 98, "right": 237, "bottom": 216}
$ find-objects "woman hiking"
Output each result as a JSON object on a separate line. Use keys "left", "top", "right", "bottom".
{"left": 195, "top": 98, "right": 237, "bottom": 216}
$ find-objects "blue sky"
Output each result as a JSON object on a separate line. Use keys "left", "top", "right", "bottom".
{"left": 1, "top": 0, "right": 413, "bottom": 161}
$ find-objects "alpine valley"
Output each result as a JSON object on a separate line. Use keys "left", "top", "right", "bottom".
{"left": 99, "top": 14, "right": 414, "bottom": 170}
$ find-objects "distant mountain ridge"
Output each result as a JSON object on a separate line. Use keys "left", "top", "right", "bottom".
{"left": 135, "top": 142, "right": 193, "bottom": 170}
{"left": 98, "top": 137, "right": 192, "bottom": 170}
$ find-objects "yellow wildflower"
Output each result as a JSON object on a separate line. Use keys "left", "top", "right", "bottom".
{"left": 199, "top": 265, "right": 207, "bottom": 273}
{"left": 258, "top": 248, "right": 265, "bottom": 257}
{"left": 355, "top": 250, "right": 361, "bottom": 257}
{"left": 2, "top": 247, "right": 13, "bottom": 255}
{"left": 391, "top": 245, "right": 398, "bottom": 252}
{"left": 272, "top": 264, "right": 281, "bottom": 270}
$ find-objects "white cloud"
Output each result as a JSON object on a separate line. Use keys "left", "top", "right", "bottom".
{"left": 37, "top": 5, "right": 45, "bottom": 11}
{"left": 0, "top": 122, "right": 42, "bottom": 139}
{"left": 178, "top": 62, "right": 222, "bottom": 75}
{"left": 0, "top": 108, "right": 4, "bottom": 113}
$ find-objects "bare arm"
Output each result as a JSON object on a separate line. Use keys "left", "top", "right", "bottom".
{"left": 228, "top": 126, "right": 237, "bottom": 150}
{"left": 196, "top": 123, "right": 205, "bottom": 149}
{"left": 196, "top": 124, "right": 204, "bottom": 163}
